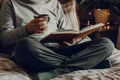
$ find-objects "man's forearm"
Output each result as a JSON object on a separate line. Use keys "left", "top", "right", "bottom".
{"left": 0, "top": 26, "right": 29, "bottom": 47}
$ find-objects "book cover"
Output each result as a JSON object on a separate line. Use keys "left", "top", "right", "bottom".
{"left": 40, "top": 23, "right": 104, "bottom": 43}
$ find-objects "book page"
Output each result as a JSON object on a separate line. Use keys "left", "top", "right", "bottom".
{"left": 51, "top": 30, "right": 79, "bottom": 34}
{"left": 74, "top": 23, "right": 104, "bottom": 41}
{"left": 80, "top": 23, "right": 104, "bottom": 33}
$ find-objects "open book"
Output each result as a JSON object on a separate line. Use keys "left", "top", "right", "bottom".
{"left": 40, "top": 23, "right": 104, "bottom": 43}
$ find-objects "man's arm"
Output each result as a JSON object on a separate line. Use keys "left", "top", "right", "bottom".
{"left": 0, "top": 0, "right": 29, "bottom": 47}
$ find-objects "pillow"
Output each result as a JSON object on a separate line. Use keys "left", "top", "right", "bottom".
{"left": 59, "top": 0, "right": 80, "bottom": 31}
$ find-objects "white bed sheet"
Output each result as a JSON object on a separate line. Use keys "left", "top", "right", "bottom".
{"left": 0, "top": 49, "right": 120, "bottom": 80}
{"left": 0, "top": 55, "right": 31, "bottom": 80}
{"left": 51, "top": 49, "right": 120, "bottom": 80}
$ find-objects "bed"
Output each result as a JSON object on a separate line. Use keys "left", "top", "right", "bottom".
{"left": 51, "top": 49, "right": 120, "bottom": 80}
{"left": 0, "top": 54, "right": 31, "bottom": 80}
{"left": 0, "top": 49, "right": 120, "bottom": 80}
{"left": 0, "top": 0, "right": 120, "bottom": 80}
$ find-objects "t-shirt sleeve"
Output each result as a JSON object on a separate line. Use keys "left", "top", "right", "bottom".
{"left": 0, "top": 0, "right": 29, "bottom": 47}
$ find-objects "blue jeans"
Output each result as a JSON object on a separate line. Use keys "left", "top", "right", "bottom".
{"left": 15, "top": 37, "right": 114, "bottom": 72}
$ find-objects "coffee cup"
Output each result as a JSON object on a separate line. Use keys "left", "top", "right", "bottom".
{"left": 34, "top": 14, "right": 50, "bottom": 23}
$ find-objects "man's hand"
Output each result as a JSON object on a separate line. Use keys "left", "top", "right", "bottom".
{"left": 25, "top": 18, "right": 47, "bottom": 34}
{"left": 63, "top": 39, "right": 77, "bottom": 46}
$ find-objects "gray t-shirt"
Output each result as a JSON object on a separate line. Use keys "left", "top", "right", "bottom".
{"left": 0, "top": 0, "right": 73, "bottom": 47}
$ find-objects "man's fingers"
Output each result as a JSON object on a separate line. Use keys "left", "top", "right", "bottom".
{"left": 31, "top": 18, "right": 45, "bottom": 23}
{"left": 72, "top": 39, "right": 76, "bottom": 44}
{"left": 63, "top": 41, "right": 72, "bottom": 46}
{"left": 32, "top": 22, "right": 46, "bottom": 26}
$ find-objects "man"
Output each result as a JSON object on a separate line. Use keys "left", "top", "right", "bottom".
{"left": 0, "top": 0, "right": 114, "bottom": 79}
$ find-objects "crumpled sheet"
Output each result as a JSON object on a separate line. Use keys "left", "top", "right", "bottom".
{"left": 0, "top": 55, "right": 31, "bottom": 80}
{"left": 52, "top": 67, "right": 120, "bottom": 80}
{"left": 51, "top": 49, "right": 120, "bottom": 80}
{"left": 0, "top": 49, "right": 120, "bottom": 80}
{"left": 0, "top": 70, "right": 30, "bottom": 80}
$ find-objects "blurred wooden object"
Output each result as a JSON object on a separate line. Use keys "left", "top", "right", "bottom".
{"left": 0, "top": 0, "right": 3, "bottom": 9}
{"left": 94, "top": 9, "right": 110, "bottom": 25}
{"left": 116, "top": 25, "right": 120, "bottom": 50}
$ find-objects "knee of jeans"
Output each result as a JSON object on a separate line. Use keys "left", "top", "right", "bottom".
{"left": 16, "top": 37, "right": 35, "bottom": 51}
{"left": 15, "top": 37, "right": 36, "bottom": 65}
{"left": 101, "top": 37, "right": 115, "bottom": 57}
{"left": 15, "top": 38, "right": 34, "bottom": 56}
